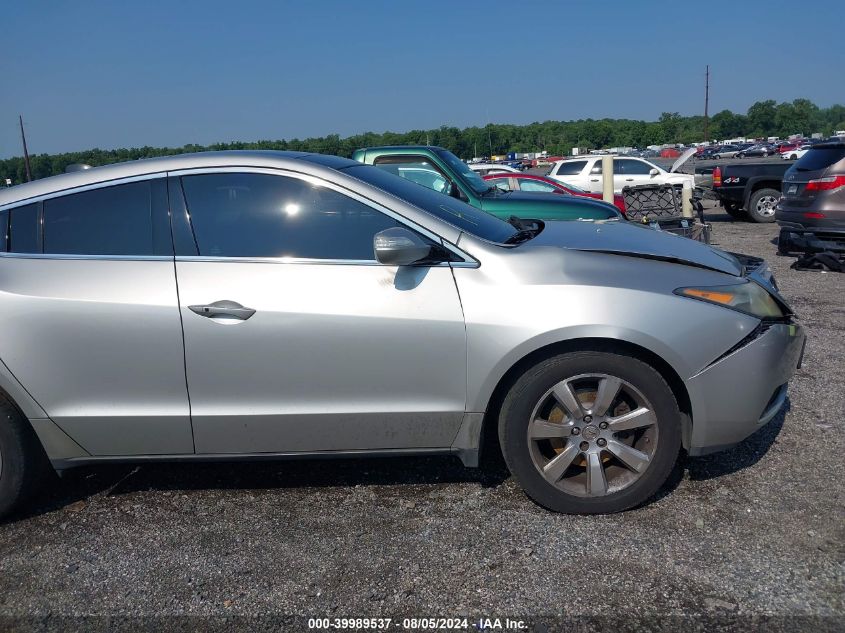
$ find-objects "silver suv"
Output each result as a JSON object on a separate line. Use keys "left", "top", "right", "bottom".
{"left": 0, "top": 151, "right": 804, "bottom": 516}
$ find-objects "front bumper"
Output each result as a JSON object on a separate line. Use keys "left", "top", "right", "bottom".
{"left": 685, "top": 321, "right": 805, "bottom": 456}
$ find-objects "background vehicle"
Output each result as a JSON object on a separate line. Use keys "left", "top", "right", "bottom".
{"left": 713, "top": 144, "right": 743, "bottom": 159}
{"left": 712, "top": 161, "right": 791, "bottom": 222}
{"left": 482, "top": 173, "right": 627, "bottom": 214}
{"left": 546, "top": 155, "right": 695, "bottom": 194}
{"left": 468, "top": 163, "right": 520, "bottom": 175}
{"left": 697, "top": 146, "right": 722, "bottom": 160}
{"left": 737, "top": 143, "right": 777, "bottom": 158}
{"left": 0, "top": 150, "right": 803, "bottom": 517}
{"left": 777, "top": 142, "right": 845, "bottom": 253}
{"left": 781, "top": 147, "right": 810, "bottom": 161}
{"left": 353, "top": 146, "right": 621, "bottom": 222}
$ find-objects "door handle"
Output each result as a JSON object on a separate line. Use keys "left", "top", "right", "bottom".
{"left": 625, "top": 178, "right": 634, "bottom": 181}
{"left": 590, "top": 178, "right": 599, "bottom": 182}
{"left": 189, "top": 300, "right": 256, "bottom": 320}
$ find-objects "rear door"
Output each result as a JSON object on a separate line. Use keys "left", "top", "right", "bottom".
{"left": 0, "top": 178, "right": 193, "bottom": 455}
{"left": 550, "top": 160, "right": 589, "bottom": 190}
{"left": 171, "top": 169, "right": 468, "bottom": 455}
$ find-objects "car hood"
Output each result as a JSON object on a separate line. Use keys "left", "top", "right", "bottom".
{"left": 525, "top": 219, "right": 743, "bottom": 276}
{"left": 669, "top": 148, "right": 696, "bottom": 173}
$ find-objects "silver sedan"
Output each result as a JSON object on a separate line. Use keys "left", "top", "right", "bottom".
{"left": 0, "top": 151, "right": 804, "bottom": 515}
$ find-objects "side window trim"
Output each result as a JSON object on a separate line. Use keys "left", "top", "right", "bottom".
{"left": 166, "top": 166, "right": 473, "bottom": 266}
{"left": 0, "top": 174, "right": 173, "bottom": 261}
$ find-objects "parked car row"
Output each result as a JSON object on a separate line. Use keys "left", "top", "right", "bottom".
{"left": 0, "top": 145, "right": 804, "bottom": 519}
{"left": 710, "top": 142, "right": 845, "bottom": 242}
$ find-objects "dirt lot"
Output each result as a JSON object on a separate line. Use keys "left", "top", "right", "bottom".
{"left": 0, "top": 205, "right": 843, "bottom": 632}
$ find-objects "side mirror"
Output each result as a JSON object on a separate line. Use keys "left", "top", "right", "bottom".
{"left": 374, "top": 227, "right": 433, "bottom": 266}
{"left": 649, "top": 168, "right": 659, "bottom": 176}
{"left": 447, "top": 181, "right": 461, "bottom": 199}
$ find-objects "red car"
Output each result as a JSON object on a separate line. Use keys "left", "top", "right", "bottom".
{"left": 483, "top": 173, "right": 627, "bottom": 215}
{"left": 777, "top": 142, "right": 800, "bottom": 154}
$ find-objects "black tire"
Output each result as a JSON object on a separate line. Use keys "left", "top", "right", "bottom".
{"left": 0, "top": 395, "right": 48, "bottom": 519}
{"left": 498, "top": 351, "right": 681, "bottom": 514}
{"left": 747, "top": 187, "right": 780, "bottom": 223}
{"left": 723, "top": 202, "right": 747, "bottom": 219}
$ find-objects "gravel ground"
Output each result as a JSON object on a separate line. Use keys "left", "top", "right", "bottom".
{"left": 1, "top": 205, "right": 843, "bottom": 632}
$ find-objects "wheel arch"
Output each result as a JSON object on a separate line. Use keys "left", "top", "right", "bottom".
{"left": 743, "top": 180, "right": 782, "bottom": 207}
{"left": 0, "top": 361, "right": 87, "bottom": 463}
{"left": 477, "top": 337, "right": 694, "bottom": 466}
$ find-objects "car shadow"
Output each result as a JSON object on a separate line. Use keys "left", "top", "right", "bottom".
{"left": 5, "top": 452, "right": 511, "bottom": 524}
{"left": 4, "top": 400, "right": 789, "bottom": 523}
{"left": 702, "top": 211, "right": 736, "bottom": 224}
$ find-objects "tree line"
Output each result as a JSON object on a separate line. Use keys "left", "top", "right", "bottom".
{"left": 3, "top": 98, "right": 844, "bottom": 184}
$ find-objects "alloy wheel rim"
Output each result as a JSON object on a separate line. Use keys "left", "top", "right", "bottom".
{"left": 756, "top": 196, "right": 778, "bottom": 216}
{"left": 527, "top": 373, "right": 659, "bottom": 497}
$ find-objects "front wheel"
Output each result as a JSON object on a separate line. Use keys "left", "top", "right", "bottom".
{"left": 499, "top": 351, "right": 681, "bottom": 514}
{"left": 748, "top": 188, "right": 780, "bottom": 223}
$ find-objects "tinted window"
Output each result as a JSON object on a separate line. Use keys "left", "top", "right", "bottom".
{"left": 9, "top": 203, "right": 39, "bottom": 253}
{"left": 181, "top": 173, "right": 403, "bottom": 259}
{"left": 43, "top": 182, "right": 156, "bottom": 255}
{"left": 619, "top": 159, "right": 654, "bottom": 175}
{"left": 554, "top": 161, "right": 586, "bottom": 176}
{"left": 795, "top": 146, "right": 845, "bottom": 172}
{"left": 340, "top": 164, "right": 517, "bottom": 244}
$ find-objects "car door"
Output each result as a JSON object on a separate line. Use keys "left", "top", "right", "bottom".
{"left": 171, "top": 169, "right": 468, "bottom": 454}
{"left": 617, "top": 159, "right": 656, "bottom": 190}
{"left": 0, "top": 177, "right": 193, "bottom": 455}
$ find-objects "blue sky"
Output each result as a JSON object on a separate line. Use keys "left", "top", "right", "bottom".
{"left": 1, "top": 0, "right": 843, "bottom": 158}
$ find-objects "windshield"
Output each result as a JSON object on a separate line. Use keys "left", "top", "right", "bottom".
{"left": 339, "top": 164, "right": 517, "bottom": 243}
{"left": 795, "top": 145, "right": 845, "bottom": 171}
{"left": 435, "top": 149, "right": 494, "bottom": 196}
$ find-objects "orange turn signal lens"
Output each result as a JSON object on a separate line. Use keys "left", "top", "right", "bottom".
{"left": 679, "top": 288, "right": 735, "bottom": 305}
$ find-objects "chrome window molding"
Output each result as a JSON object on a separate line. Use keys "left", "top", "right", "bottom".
{"left": 0, "top": 171, "right": 168, "bottom": 212}
{"left": 0, "top": 252, "right": 173, "bottom": 262}
{"left": 0, "top": 165, "right": 481, "bottom": 267}
{"left": 174, "top": 255, "right": 477, "bottom": 269}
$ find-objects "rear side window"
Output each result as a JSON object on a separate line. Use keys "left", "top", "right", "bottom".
{"left": 795, "top": 146, "right": 845, "bottom": 172}
{"left": 519, "top": 179, "right": 557, "bottom": 193}
{"left": 181, "top": 173, "right": 404, "bottom": 260}
{"left": 7, "top": 204, "right": 40, "bottom": 253}
{"left": 554, "top": 161, "right": 586, "bottom": 176}
{"left": 43, "top": 181, "right": 162, "bottom": 255}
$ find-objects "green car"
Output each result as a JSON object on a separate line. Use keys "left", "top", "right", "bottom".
{"left": 352, "top": 145, "right": 621, "bottom": 222}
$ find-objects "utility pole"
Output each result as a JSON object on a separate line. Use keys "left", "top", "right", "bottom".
{"left": 703, "top": 65, "right": 710, "bottom": 143}
{"left": 19, "top": 115, "right": 32, "bottom": 182}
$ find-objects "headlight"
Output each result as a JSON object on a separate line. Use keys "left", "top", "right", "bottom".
{"left": 674, "top": 281, "right": 784, "bottom": 319}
